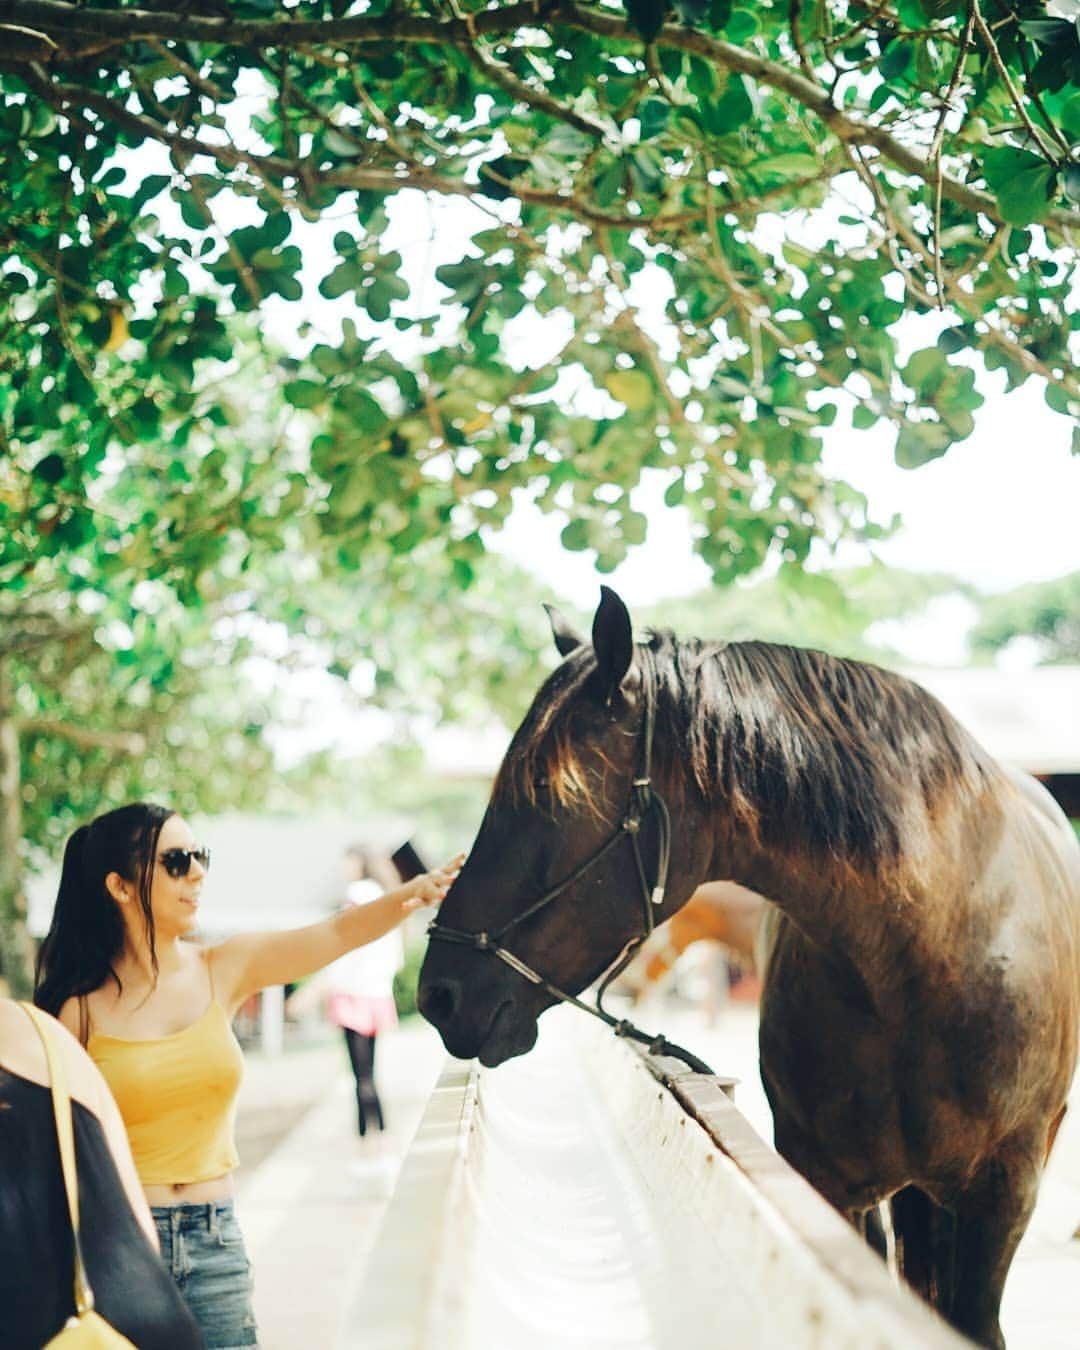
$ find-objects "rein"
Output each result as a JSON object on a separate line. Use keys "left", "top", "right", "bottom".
{"left": 427, "top": 648, "right": 715, "bottom": 1078}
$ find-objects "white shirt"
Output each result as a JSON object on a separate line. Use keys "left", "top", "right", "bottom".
{"left": 324, "top": 878, "right": 404, "bottom": 1000}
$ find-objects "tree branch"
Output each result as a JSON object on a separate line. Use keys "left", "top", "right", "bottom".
{"left": 0, "top": 617, "right": 94, "bottom": 656}
{"left": 929, "top": 2, "right": 975, "bottom": 308}
{"left": 17, "top": 717, "right": 147, "bottom": 754}
{"left": 459, "top": 33, "right": 613, "bottom": 142}
{"left": 970, "top": 0, "right": 1060, "bottom": 164}
{"left": 3, "top": 0, "right": 1075, "bottom": 233}
{"left": 595, "top": 225, "right": 686, "bottom": 425}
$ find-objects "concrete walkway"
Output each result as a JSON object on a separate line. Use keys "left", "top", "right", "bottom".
{"left": 234, "top": 1020, "right": 446, "bottom": 1350}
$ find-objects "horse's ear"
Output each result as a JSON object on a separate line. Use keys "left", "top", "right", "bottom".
{"left": 543, "top": 603, "right": 585, "bottom": 658}
{"left": 591, "top": 586, "right": 634, "bottom": 705}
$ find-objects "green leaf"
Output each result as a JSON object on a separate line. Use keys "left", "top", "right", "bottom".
{"left": 347, "top": 391, "right": 388, "bottom": 433}
{"left": 624, "top": 0, "right": 668, "bottom": 41}
{"left": 638, "top": 97, "right": 671, "bottom": 140}
{"left": 452, "top": 557, "right": 476, "bottom": 588}
{"left": 324, "top": 128, "right": 365, "bottom": 159}
{"left": 180, "top": 194, "right": 212, "bottom": 229}
{"left": 319, "top": 260, "right": 363, "bottom": 299}
{"left": 758, "top": 152, "right": 821, "bottom": 178}
{"left": 622, "top": 508, "right": 648, "bottom": 545}
{"left": 435, "top": 259, "right": 488, "bottom": 304}
{"left": 895, "top": 420, "right": 952, "bottom": 469}
{"left": 937, "top": 326, "right": 971, "bottom": 355}
{"left": 1056, "top": 92, "right": 1080, "bottom": 140}
{"left": 982, "top": 147, "right": 1057, "bottom": 226}
{"left": 284, "top": 379, "right": 327, "bottom": 410}
{"left": 32, "top": 453, "right": 66, "bottom": 484}
{"left": 878, "top": 40, "right": 913, "bottom": 83}
{"left": 365, "top": 277, "right": 396, "bottom": 321}
{"left": 698, "top": 75, "right": 752, "bottom": 133}
{"left": 593, "top": 158, "right": 625, "bottom": 207}
{"left": 478, "top": 156, "right": 530, "bottom": 202}
{"left": 629, "top": 147, "right": 664, "bottom": 196}
{"left": 902, "top": 347, "right": 945, "bottom": 396}
{"left": 1019, "top": 19, "right": 1074, "bottom": 46}
{"left": 561, "top": 518, "right": 592, "bottom": 552}
{"left": 725, "top": 8, "right": 758, "bottom": 40}
{"left": 707, "top": 0, "right": 732, "bottom": 27}
{"left": 604, "top": 370, "right": 654, "bottom": 411}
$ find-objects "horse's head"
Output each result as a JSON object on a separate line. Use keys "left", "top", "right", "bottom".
{"left": 418, "top": 587, "right": 711, "bottom": 1067}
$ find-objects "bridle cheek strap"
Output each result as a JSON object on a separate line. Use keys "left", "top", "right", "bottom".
{"left": 427, "top": 648, "right": 714, "bottom": 1078}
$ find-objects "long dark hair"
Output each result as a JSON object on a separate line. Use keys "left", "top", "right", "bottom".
{"left": 34, "top": 802, "right": 174, "bottom": 1017}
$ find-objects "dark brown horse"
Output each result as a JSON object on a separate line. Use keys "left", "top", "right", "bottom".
{"left": 418, "top": 587, "right": 1080, "bottom": 1348}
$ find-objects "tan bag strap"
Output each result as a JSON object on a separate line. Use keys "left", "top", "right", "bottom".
{"left": 19, "top": 1002, "right": 96, "bottom": 1318}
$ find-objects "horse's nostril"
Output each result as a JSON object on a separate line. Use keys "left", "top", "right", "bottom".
{"left": 418, "top": 978, "right": 459, "bottom": 1027}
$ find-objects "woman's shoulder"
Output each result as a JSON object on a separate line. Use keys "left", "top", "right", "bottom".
{"left": 0, "top": 999, "right": 111, "bottom": 1119}
{"left": 58, "top": 981, "right": 116, "bottom": 1044}
{"left": 55, "top": 993, "right": 86, "bottom": 1041}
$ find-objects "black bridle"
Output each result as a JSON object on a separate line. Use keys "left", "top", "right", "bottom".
{"left": 427, "top": 648, "right": 715, "bottom": 1077}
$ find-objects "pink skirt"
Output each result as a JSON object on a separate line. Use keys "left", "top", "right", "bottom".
{"left": 328, "top": 993, "right": 398, "bottom": 1036}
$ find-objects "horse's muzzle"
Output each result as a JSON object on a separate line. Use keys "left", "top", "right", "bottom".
{"left": 417, "top": 968, "right": 540, "bottom": 1066}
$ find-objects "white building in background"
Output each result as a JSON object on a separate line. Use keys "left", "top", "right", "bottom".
{"left": 907, "top": 666, "right": 1080, "bottom": 780}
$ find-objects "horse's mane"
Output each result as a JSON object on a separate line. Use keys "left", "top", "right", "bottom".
{"left": 496, "top": 631, "right": 995, "bottom": 866}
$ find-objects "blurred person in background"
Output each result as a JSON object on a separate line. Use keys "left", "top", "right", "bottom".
{"left": 326, "top": 846, "right": 405, "bottom": 1142}
{"left": 288, "top": 845, "right": 412, "bottom": 1163}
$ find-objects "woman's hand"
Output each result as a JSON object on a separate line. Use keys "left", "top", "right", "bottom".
{"left": 401, "top": 854, "right": 465, "bottom": 913}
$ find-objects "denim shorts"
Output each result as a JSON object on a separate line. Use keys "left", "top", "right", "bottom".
{"left": 151, "top": 1201, "right": 259, "bottom": 1350}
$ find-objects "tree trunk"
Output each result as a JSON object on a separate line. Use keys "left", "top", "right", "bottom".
{"left": 0, "top": 658, "right": 34, "bottom": 997}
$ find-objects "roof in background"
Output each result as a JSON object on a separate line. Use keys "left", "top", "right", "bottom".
{"left": 905, "top": 666, "right": 1080, "bottom": 776}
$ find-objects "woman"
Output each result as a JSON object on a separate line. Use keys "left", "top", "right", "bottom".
{"left": 35, "top": 802, "right": 461, "bottom": 1350}
{"left": 324, "top": 845, "right": 404, "bottom": 1140}
{"left": 0, "top": 996, "right": 205, "bottom": 1349}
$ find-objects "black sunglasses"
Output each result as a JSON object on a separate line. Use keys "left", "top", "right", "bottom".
{"left": 158, "top": 847, "right": 211, "bottom": 878}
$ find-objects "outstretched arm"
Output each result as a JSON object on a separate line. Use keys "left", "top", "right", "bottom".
{"left": 209, "top": 857, "right": 463, "bottom": 1012}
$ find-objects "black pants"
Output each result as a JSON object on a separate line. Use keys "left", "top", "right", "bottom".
{"left": 343, "top": 1028, "right": 384, "bottom": 1136}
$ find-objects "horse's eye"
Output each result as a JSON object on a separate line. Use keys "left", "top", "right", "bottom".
{"left": 533, "top": 776, "right": 550, "bottom": 792}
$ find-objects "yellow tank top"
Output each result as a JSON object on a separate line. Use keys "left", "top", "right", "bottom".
{"left": 88, "top": 1000, "right": 244, "bottom": 1186}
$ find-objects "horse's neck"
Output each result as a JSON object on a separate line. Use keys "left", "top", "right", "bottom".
{"left": 707, "top": 838, "right": 909, "bottom": 978}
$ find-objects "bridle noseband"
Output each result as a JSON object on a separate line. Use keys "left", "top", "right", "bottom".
{"left": 427, "top": 649, "right": 714, "bottom": 1077}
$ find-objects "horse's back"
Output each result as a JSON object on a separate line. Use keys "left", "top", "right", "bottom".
{"left": 999, "top": 766, "right": 1080, "bottom": 957}
{"left": 1005, "top": 765, "right": 1080, "bottom": 869}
